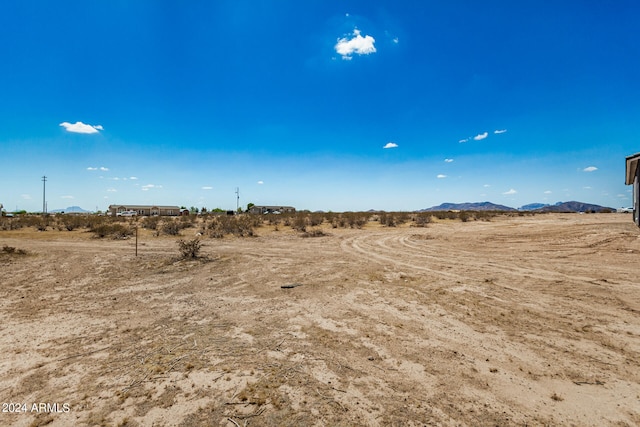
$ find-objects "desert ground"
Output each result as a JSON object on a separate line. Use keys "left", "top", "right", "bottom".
{"left": 1, "top": 213, "right": 639, "bottom": 426}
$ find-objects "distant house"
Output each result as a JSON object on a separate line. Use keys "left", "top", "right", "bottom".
{"left": 108, "top": 205, "right": 181, "bottom": 217}
{"left": 625, "top": 153, "right": 640, "bottom": 227}
{"left": 249, "top": 205, "right": 296, "bottom": 214}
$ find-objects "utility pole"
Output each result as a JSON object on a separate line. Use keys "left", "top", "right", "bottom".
{"left": 235, "top": 187, "right": 240, "bottom": 212}
{"left": 42, "top": 175, "right": 47, "bottom": 214}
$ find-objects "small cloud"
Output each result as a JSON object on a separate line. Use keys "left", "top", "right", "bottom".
{"left": 87, "top": 167, "right": 98, "bottom": 171}
{"left": 21, "top": 194, "right": 32, "bottom": 200}
{"left": 129, "top": 176, "right": 138, "bottom": 180}
{"left": 99, "top": 166, "right": 109, "bottom": 171}
{"left": 458, "top": 138, "right": 469, "bottom": 143}
{"left": 257, "top": 180, "right": 264, "bottom": 185}
{"left": 141, "top": 184, "right": 162, "bottom": 191}
{"left": 437, "top": 174, "right": 447, "bottom": 179}
{"left": 444, "top": 158, "right": 454, "bottom": 163}
{"left": 335, "top": 28, "right": 376, "bottom": 60}
{"left": 60, "top": 121, "right": 103, "bottom": 134}
{"left": 392, "top": 37, "right": 399, "bottom": 44}
{"left": 473, "top": 132, "right": 489, "bottom": 141}
{"left": 583, "top": 186, "right": 592, "bottom": 190}
{"left": 494, "top": 129, "right": 507, "bottom": 134}
{"left": 503, "top": 188, "right": 517, "bottom": 195}
{"left": 61, "top": 195, "right": 74, "bottom": 199}
{"left": 544, "top": 190, "right": 552, "bottom": 194}
{"left": 201, "top": 186, "right": 213, "bottom": 190}
{"left": 484, "top": 184, "right": 491, "bottom": 188}
{"left": 383, "top": 142, "right": 398, "bottom": 149}
{"left": 583, "top": 166, "right": 598, "bottom": 172}
{"left": 107, "top": 188, "right": 117, "bottom": 192}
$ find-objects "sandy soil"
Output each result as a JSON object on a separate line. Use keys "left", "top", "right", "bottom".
{"left": 1, "top": 213, "right": 639, "bottom": 426}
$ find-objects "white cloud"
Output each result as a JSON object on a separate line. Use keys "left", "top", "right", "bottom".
{"left": 473, "top": 132, "right": 489, "bottom": 141}
{"left": 444, "top": 158, "right": 453, "bottom": 163}
{"left": 494, "top": 129, "right": 507, "bottom": 134}
{"left": 458, "top": 138, "right": 469, "bottom": 143}
{"left": 544, "top": 190, "right": 552, "bottom": 194}
{"left": 383, "top": 142, "right": 398, "bottom": 149}
{"left": 202, "top": 186, "right": 213, "bottom": 190}
{"left": 437, "top": 174, "right": 447, "bottom": 179}
{"left": 129, "top": 176, "right": 138, "bottom": 180}
{"left": 583, "top": 186, "right": 592, "bottom": 190}
{"left": 87, "top": 167, "right": 98, "bottom": 171}
{"left": 61, "top": 195, "right": 74, "bottom": 199}
{"left": 503, "top": 188, "right": 517, "bottom": 195}
{"left": 141, "top": 184, "right": 162, "bottom": 191}
{"left": 483, "top": 184, "right": 491, "bottom": 188}
{"left": 335, "top": 28, "right": 376, "bottom": 60}
{"left": 99, "top": 166, "right": 109, "bottom": 171}
{"left": 21, "top": 194, "right": 32, "bottom": 200}
{"left": 60, "top": 121, "right": 103, "bottom": 134}
{"left": 257, "top": 181, "right": 264, "bottom": 185}
{"left": 583, "top": 166, "right": 598, "bottom": 172}
{"left": 107, "top": 188, "right": 117, "bottom": 192}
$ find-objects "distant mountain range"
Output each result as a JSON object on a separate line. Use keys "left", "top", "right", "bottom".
{"left": 420, "top": 202, "right": 516, "bottom": 212}
{"left": 420, "top": 201, "right": 614, "bottom": 213}
{"left": 48, "top": 206, "right": 91, "bottom": 213}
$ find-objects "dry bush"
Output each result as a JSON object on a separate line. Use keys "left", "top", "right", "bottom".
{"left": 177, "top": 238, "right": 202, "bottom": 259}
{"left": 2, "top": 245, "right": 27, "bottom": 255}
{"left": 292, "top": 215, "right": 308, "bottom": 232}
{"left": 91, "top": 223, "right": 132, "bottom": 239}
{"left": 379, "top": 212, "right": 396, "bottom": 227}
{"left": 301, "top": 228, "right": 327, "bottom": 238}
{"left": 414, "top": 213, "right": 432, "bottom": 227}
{"left": 459, "top": 211, "right": 471, "bottom": 222}
{"left": 0, "top": 217, "right": 22, "bottom": 230}
{"left": 141, "top": 216, "right": 160, "bottom": 230}
{"left": 432, "top": 211, "right": 458, "bottom": 220}
{"left": 161, "top": 220, "right": 182, "bottom": 236}
{"left": 308, "top": 213, "right": 324, "bottom": 227}
{"left": 58, "top": 215, "right": 85, "bottom": 231}
{"left": 206, "top": 215, "right": 259, "bottom": 238}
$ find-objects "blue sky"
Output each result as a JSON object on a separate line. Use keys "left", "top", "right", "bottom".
{"left": 1, "top": 1, "right": 638, "bottom": 212}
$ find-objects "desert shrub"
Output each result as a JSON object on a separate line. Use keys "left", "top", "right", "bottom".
{"left": 458, "top": 211, "right": 471, "bottom": 222}
{"left": 379, "top": 212, "right": 396, "bottom": 227}
{"left": 308, "top": 213, "right": 324, "bottom": 227}
{"left": 292, "top": 214, "right": 308, "bottom": 232}
{"left": 2, "top": 245, "right": 27, "bottom": 255}
{"left": 206, "top": 215, "right": 258, "bottom": 238}
{"left": 161, "top": 220, "right": 183, "bottom": 236}
{"left": 301, "top": 228, "right": 326, "bottom": 238}
{"left": 0, "top": 217, "right": 21, "bottom": 230}
{"left": 432, "top": 211, "right": 458, "bottom": 220}
{"left": 84, "top": 215, "right": 108, "bottom": 229}
{"left": 414, "top": 213, "right": 432, "bottom": 227}
{"left": 141, "top": 216, "right": 160, "bottom": 230}
{"left": 341, "top": 212, "right": 369, "bottom": 229}
{"left": 91, "top": 223, "right": 132, "bottom": 239}
{"left": 177, "top": 238, "right": 202, "bottom": 259}
{"left": 33, "top": 216, "right": 51, "bottom": 231}
{"left": 59, "top": 215, "right": 85, "bottom": 231}
{"left": 394, "top": 212, "right": 410, "bottom": 225}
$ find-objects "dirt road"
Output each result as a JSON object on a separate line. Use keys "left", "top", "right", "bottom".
{"left": 1, "top": 213, "right": 639, "bottom": 426}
